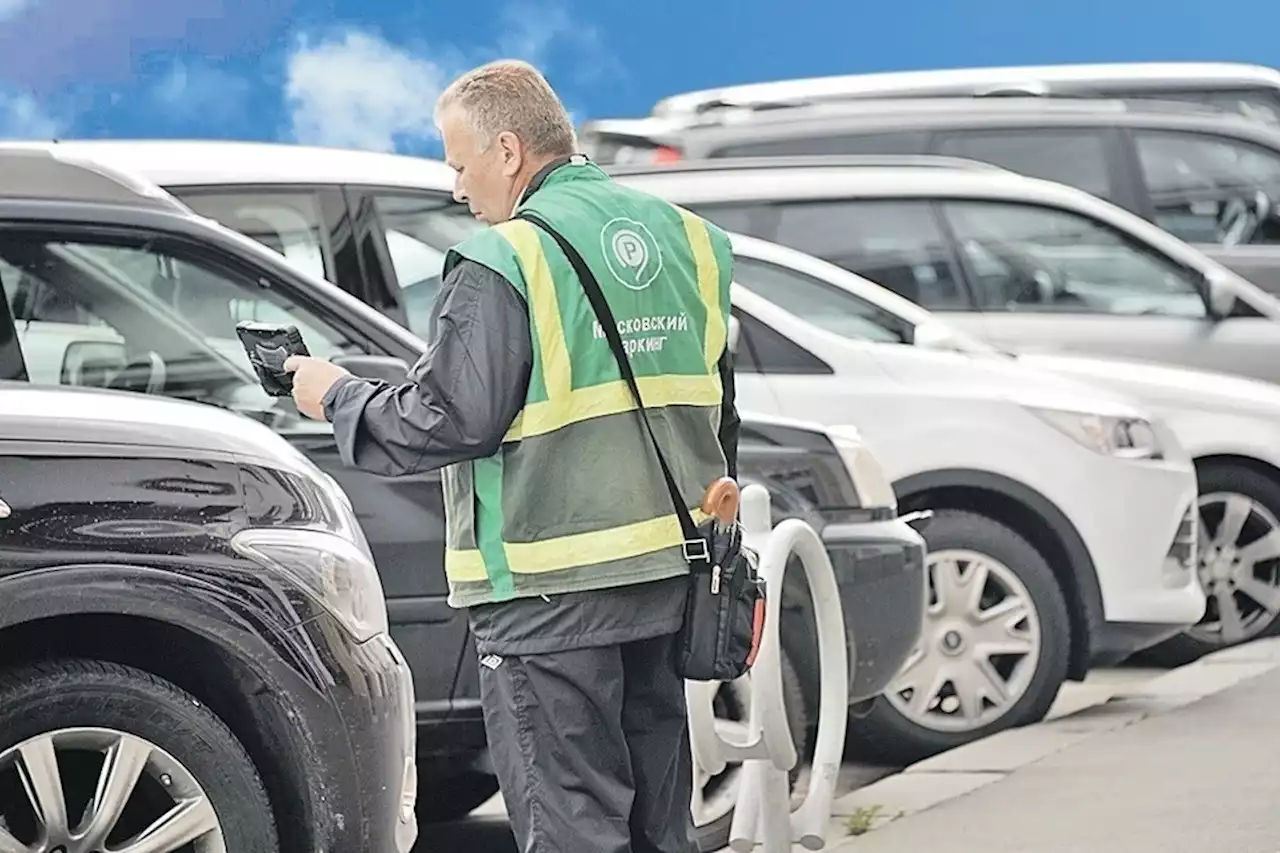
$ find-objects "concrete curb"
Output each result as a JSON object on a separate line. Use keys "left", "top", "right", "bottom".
{"left": 815, "top": 636, "right": 1280, "bottom": 849}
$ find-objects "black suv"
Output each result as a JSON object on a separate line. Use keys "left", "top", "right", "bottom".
{"left": 581, "top": 96, "right": 1280, "bottom": 295}
{"left": 0, "top": 380, "right": 417, "bottom": 851}
{"left": 0, "top": 144, "right": 925, "bottom": 848}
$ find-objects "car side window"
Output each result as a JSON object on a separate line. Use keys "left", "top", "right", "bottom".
{"left": 732, "top": 256, "right": 909, "bottom": 343}
{"left": 940, "top": 200, "right": 1208, "bottom": 318}
{"left": 730, "top": 307, "right": 832, "bottom": 375}
{"left": 0, "top": 229, "right": 362, "bottom": 432}
{"left": 175, "top": 190, "right": 331, "bottom": 282}
{"left": 372, "top": 193, "right": 484, "bottom": 338}
{"left": 770, "top": 200, "right": 971, "bottom": 310}
{"left": 931, "top": 129, "right": 1116, "bottom": 200}
{"left": 1133, "top": 130, "right": 1280, "bottom": 246}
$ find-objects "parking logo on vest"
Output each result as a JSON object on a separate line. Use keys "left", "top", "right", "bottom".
{"left": 601, "top": 217, "right": 663, "bottom": 291}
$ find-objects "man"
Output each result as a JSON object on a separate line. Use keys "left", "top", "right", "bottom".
{"left": 285, "top": 59, "right": 739, "bottom": 853}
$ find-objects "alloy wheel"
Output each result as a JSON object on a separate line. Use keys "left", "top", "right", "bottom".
{"left": 1189, "top": 491, "right": 1280, "bottom": 646}
{"left": 0, "top": 727, "right": 225, "bottom": 853}
{"left": 885, "top": 549, "right": 1042, "bottom": 733}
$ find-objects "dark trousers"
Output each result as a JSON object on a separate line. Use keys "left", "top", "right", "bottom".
{"left": 478, "top": 630, "right": 698, "bottom": 853}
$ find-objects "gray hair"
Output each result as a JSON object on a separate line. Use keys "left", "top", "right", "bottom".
{"left": 435, "top": 59, "right": 577, "bottom": 157}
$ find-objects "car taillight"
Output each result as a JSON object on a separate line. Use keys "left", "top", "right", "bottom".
{"left": 651, "top": 145, "right": 683, "bottom": 163}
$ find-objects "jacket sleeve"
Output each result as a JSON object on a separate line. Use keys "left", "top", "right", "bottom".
{"left": 320, "top": 259, "right": 533, "bottom": 477}
{"left": 717, "top": 347, "right": 740, "bottom": 479}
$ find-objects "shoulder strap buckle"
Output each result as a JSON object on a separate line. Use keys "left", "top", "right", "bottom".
{"left": 682, "top": 538, "right": 711, "bottom": 563}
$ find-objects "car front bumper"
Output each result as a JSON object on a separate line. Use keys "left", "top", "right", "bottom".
{"left": 287, "top": 616, "right": 420, "bottom": 853}
{"left": 1046, "top": 435, "right": 1204, "bottom": 660}
{"left": 821, "top": 514, "right": 927, "bottom": 702}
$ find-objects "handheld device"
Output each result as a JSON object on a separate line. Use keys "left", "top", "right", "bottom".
{"left": 235, "top": 321, "right": 311, "bottom": 397}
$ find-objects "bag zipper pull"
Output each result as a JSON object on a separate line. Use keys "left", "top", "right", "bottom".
{"left": 711, "top": 564, "right": 722, "bottom": 595}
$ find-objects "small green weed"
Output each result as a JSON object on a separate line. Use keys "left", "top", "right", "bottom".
{"left": 843, "top": 803, "right": 905, "bottom": 836}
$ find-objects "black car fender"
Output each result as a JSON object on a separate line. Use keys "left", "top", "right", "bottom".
{"left": 0, "top": 561, "right": 353, "bottom": 850}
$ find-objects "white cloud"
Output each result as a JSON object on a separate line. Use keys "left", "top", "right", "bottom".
{"left": 149, "top": 58, "right": 251, "bottom": 123}
{"left": 0, "top": 91, "right": 62, "bottom": 139}
{"left": 0, "top": 0, "right": 34, "bottom": 22}
{"left": 284, "top": 29, "right": 449, "bottom": 152}
{"left": 492, "top": 3, "right": 619, "bottom": 84}
{"left": 281, "top": 2, "right": 616, "bottom": 153}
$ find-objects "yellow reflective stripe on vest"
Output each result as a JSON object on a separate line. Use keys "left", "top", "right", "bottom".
{"left": 502, "top": 373, "right": 721, "bottom": 442}
{"left": 495, "top": 219, "right": 573, "bottom": 401}
{"left": 445, "top": 507, "right": 712, "bottom": 581}
{"left": 492, "top": 213, "right": 725, "bottom": 442}
{"left": 677, "top": 210, "right": 727, "bottom": 372}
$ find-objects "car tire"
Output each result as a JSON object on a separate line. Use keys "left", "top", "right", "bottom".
{"left": 1138, "top": 463, "right": 1280, "bottom": 668}
{"left": 0, "top": 658, "right": 277, "bottom": 852}
{"left": 416, "top": 770, "right": 501, "bottom": 823}
{"left": 850, "top": 510, "right": 1071, "bottom": 766}
{"left": 694, "top": 647, "right": 809, "bottom": 853}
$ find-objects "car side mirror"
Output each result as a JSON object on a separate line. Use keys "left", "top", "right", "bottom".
{"left": 911, "top": 322, "right": 959, "bottom": 352}
{"left": 332, "top": 353, "right": 410, "bottom": 385}
{"left": 61, "top": 340, "right": 127, "bottom": 386}
{"left": 1204, "top": 269, "right": 1239, "bottom": 320}
{"left": 727, "top": 315, "right": 741, "bottom": 355}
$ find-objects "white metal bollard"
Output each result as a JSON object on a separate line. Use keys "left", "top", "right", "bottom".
{"left": 686, "top": 483, "right": 849, "bottom": 852}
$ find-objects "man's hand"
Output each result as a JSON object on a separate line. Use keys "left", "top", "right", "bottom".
{"left": 283, "top": 355, "right": 351, "bottom": 421}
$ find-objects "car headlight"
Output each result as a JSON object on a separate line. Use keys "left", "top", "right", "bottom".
{"left": 1028, "top": 407, "right": 1163, "bottom": 460}
{"left": 231, "top": 527, "right": 390, "bottom": 642}
{"left": 825, "top": 424, "right": 898, "bottom": 510}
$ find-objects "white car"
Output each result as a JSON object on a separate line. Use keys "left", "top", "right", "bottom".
{"left": 717, "top": 233, "right": 1280, "bottom": 665}
{"left": 43, "top": 140, "right": 1207, "bottom": 762}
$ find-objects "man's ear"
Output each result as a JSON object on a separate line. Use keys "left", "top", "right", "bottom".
{"left": 497, "top": 131, "right": 523, "bottom": 178}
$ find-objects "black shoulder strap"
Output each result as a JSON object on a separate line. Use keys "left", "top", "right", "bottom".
{"left": 514, "top": 210, "right": 708, "bottom": 561}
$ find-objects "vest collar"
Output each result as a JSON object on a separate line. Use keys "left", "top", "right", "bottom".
{"left": 516, "top": 153, "right": 603, "bottom": 208}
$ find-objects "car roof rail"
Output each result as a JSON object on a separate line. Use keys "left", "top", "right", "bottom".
{"left": 603, "top": 153, "right": 1011, "bottom": 177}
{"left": 0, "top": 142, "right": 189, "bottom": 213}
{"left": 681, "top": 92, "right": 1241, "bottom": 125}
{"left": 651, "top": 62, "right": 1280, "bottom": 117}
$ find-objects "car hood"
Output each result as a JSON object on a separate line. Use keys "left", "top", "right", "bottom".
{"left": 1016, "top": 351, "right": 1280, "bottom": 418}
{"left": 0, "top": 382, "right": 321, "bottom": 477}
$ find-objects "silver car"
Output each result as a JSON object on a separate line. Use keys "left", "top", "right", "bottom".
{"left": 599, "top": 157, "right": 1280, "bottom": 386}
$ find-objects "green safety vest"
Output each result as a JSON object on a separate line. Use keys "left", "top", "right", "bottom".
{"left": 439, "top": 159, "right": 734, "bottom": 608}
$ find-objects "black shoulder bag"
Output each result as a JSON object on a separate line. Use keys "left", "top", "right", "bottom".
{"left": 515, "top": 211, "right": 766, "bottom": 683}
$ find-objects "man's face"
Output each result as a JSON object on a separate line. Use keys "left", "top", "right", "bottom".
{"left": 440, "top": 106, "right": 523, "bottom": 225}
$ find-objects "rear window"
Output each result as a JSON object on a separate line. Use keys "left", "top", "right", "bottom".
{"left": 1111, "top": 88, "right": 1280, "bottom": 127}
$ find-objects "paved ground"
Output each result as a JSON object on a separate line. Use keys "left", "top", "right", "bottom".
{"left": 415, "top": 664, "right": 1166, "bottom": 852}
{"left": 824, "top": 642, "right": 1280, "bottom": 853}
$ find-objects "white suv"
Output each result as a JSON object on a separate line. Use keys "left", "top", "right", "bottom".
{"left": 43, "top": 140, "right": 1207, "bottom": 762}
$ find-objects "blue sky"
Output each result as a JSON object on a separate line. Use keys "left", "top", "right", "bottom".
{"left": 0, "top": 0, "right": 1277, "bottom": 156}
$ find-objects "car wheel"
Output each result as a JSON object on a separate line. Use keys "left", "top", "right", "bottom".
{"left": 1141, "top": 463, "right": 1280, "bottom": 667}
{"left": 851, "top": 510, "right": 1070, "bottom": 766}
{"left": 415, "top": 770, "right": 500, "bottom": 823}
{"left": 692, "top": 647, "right": 809, "bottom": 853}
{"left": 0, "top": 658, "right": 277, "bottom": 852}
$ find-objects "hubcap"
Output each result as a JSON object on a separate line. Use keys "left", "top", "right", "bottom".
{"left": 688, "top": 678, "right": 756, "bottom": 829}
{"left": 1189, "top": 491, "right": 1280, "bottom": 646}
{"left": 885, "top": 549, "right": 1042, "bottom": 733}
{"left": 0, "top": 727, "right": 225, "bottom": 853}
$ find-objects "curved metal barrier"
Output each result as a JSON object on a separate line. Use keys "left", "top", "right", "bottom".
{"left": 686, "top": 483, "right": 849, "bottom": 851}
